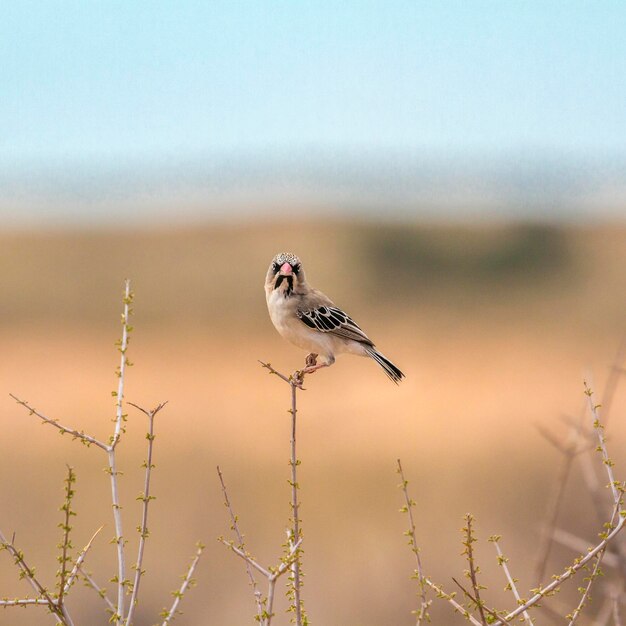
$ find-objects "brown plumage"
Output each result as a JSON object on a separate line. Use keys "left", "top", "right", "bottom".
{"left": 265, "top": 252, "right": 404, "bottom": 383}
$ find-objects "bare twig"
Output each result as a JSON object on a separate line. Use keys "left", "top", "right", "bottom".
{"left": 567, "top": 502, "right": 621, "bottom": 625}
{"left": 451, "top": 577, "right": 507, "bottom": 626}
{"left": 159, "top": 543, "right": 205, "bottom": 626}
{"left": 219, "top": 535, "right": 303, "bottom": 626}
{"left": 3, "top": 282, "right": 205, "bottom": 625}
{"left": 271, "top": 540, "right": 303, "bottom": 578}
{"left": 567, "top": 552, "right": 605, "bottom": 626}
{"left": 8, "top": 395, "right": 108, "bottom": 451}
{"left": 0, "top": 528, "right": 65, "bottom": 624}
{"left": 397, "top": 459, "right": 429, "bottom": 625}
{"left": 219, "top": 361, "right": 309, "bottom": 626}
{"left": 258, "top": 360, "right": 292, "bottom": 385}
{"left": 265, "top": 538, "right": 303, "bottom": 624}
{"left": 505, "top": 512, "right": 626, "bottom": 621}
{"left": 259, "top": 360, "right": 306, "bottom": 625}
{"left": 63, "top": 526, "right": 104, "bottom": 595}
{"left": 219, "top": 539, "right": 271, "bottom": 578}
{"left": 534, "top": 345, "right": 626, "bottom": 584}
{"left": 216, "top": 466, "right": 264, "bottom": 618}
{"left": 287, "top": 379, "right": 304, "bottom": 626}
{"left": 111, "top": 279, "right": 132, "bottom": 449}
{"left": 462, "top": 514, "right": 487, "bottom": 626}
{"left": 79, "top": 567, "right": 116, "bottom": 614}
{"left": 0, "top": 598, "right": 50, "bottom": 606}
{"left": 491, "top": 537, "right": 534, "bottom": 626}
{"left": 585, "top": 382, "right": 621, "bottom": 504}
{"left": 534, "top": 422, "right": 580, "bottom": 583}
{"left": 1, "top": 466, "right": 98, "bottom": 626}
{"left": 552, "top": 527, "right": 620, "bottom": 569}
{"left": 125, "top": 402, "right": 167, "bottom": 626}
{"left": 108, "top": 279, "right": 133, "bottom": 623}
{"left": 57, "top": 466, "right": 76, "bottom": 608}
{"left": 8, "top": 282, "right": 134, "bottom": 626}
{"left": 423, "top": 578, "right": 483, "bottom": 626}
{"left": 503, "top": 384, "right": 626, "bottom": 622}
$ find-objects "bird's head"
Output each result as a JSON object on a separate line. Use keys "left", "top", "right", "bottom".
{"left": 266, "top": 252, "right": 305, "bottom": 297}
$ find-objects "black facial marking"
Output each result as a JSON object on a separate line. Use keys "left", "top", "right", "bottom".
{"left": 284, "top": 275, "right": 293, "bottom": 296}
{"left": 272, "top": 263, "right": 280, "bottom": 275}
{"left": 274, "top": 274, "right": 293, "bottom": 296}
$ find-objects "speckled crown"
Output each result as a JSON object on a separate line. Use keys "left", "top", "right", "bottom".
{"left": 272, "top": 252, "right": 301, "bottom": 266}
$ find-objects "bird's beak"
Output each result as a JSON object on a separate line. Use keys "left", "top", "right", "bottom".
{"left": 279, "top": 262, "right": 293, "bottom": 275}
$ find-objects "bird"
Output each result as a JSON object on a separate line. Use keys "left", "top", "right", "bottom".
{"left": 265, "top": 252, "right": 405, "bottom": 383}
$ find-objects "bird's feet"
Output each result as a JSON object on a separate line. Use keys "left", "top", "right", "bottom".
{"left": 302, "top": 362, "right": 329, "bottom": 375}
{"left": 292, "top": 354, "right": 328, "bottom": 388}
{"left": 292, "top": 370, "right": 306, "bottom": 389}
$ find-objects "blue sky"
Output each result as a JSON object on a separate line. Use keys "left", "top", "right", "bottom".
{"left": 1, "top": 2, "right": 626, "bottom": 224}
{"left": 3, "top": 1, "right": 625, "bottom": 168}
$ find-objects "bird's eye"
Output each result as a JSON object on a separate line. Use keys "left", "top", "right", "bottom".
{"left": 292, "top": 263, "right": 301, "bottom": 275}
{"left": 272, "top": 263, "right": 280, "bottom": 274}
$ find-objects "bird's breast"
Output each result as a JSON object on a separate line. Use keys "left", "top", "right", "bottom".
{"left": 267, "top": 290, "right": 297, "bottom": 333}
{"left": 267, "top": 291, "right": 333, "bottom": 355}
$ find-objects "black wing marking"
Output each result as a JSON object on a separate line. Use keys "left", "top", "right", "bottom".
{"left": 296, "top": 306, "right": 373, "bottom": 345}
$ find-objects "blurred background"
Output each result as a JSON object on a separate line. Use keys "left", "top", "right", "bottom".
{"left": 1, "top": 2, "right": 626, "bottom": 625}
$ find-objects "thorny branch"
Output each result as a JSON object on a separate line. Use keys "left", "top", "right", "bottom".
{"left": 503, "top": 382, "right": 626, "bottom": 623}
{"left": 396, "top": 459, "right": 429, "bottom": 625}
{"left": 63, "top": 526, "right": 104, "bottom": 596}
{"left": 219, "top": 534, "right": 303, "bottom": 625}
{"left": 125, "top": 401, "right": 167, "bottom": 626}
{"left": 78, "top": 567, "right": 116, "bottom": 614}
{"left": 219, "top": 360, "right": 312, "bottom": 626}
{"left": 451, "top": 577, "right": 507, "bottom": 626}
{"left": 0, "top": 598, "right": 50, "bottom": 607}
{"left": 399, "top": 374, "right": 626, "bottom": 626}
{"left": 534, "top": 344, "right": 626, "bottom": 584}
{"left": 216, "top": 465, "right": 264, "bottom": 618}
{"left": 0, "top": 528, "right": 65, "bottom": 624}
{"left": 287, "top": 378, "right": 304, "bottom": 626}
{"left": 585, "top": 382, "right": 621, "bottom": 505}
{"left": 462, "top": 514, "right": 488, "bottom": 626}
{"left": 220, "top": 539, "right": 271, "bottom": 578}
{"left": 109, "top": 278, "right": 133, "bottom": 622}
{"left": 3, "top": 282, "right": 203, "bottom": 626}
{"left": 422, "top": 577, "right": 483, "bottom": 626}
{"left": 259, "top": 360, "right": 307, "bottom": 625}
{"left": 159, "top": 543, "right": 205, "bottom": 626}
{"left": 8, "top": 395, "right": 108, "bottom": 451}
{"left": 57, "top": 466, "right": 76, "bottom": 609}
{"left": 491, "top": 537, "right": 534, "bottom": 626}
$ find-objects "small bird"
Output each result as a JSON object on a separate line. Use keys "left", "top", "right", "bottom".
{"left": 265, "top": 252, "right": 405, "bottom": 383}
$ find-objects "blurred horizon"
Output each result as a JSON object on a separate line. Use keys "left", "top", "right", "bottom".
{"left": 2, "top": 154, "right": 626, "bottom": 228}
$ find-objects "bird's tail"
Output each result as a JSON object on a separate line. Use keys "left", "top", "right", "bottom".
{"left": 365, "top": 347, "right": 405, "bottom": 384}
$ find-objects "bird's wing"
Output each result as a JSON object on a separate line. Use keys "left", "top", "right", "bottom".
{"left": 296, "top": 304, "right": 374, "bottom": 346}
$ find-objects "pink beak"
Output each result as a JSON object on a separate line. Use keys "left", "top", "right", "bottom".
{"left": 280, "top": 262, "right": 293, "bottom": 274}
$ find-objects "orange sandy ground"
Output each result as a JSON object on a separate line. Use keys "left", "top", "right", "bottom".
{"left": 1, "top": 318, "right": 625, "bottom": 626}
{"left": 0, "top": 221, "right": 625, "bottom": 625}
